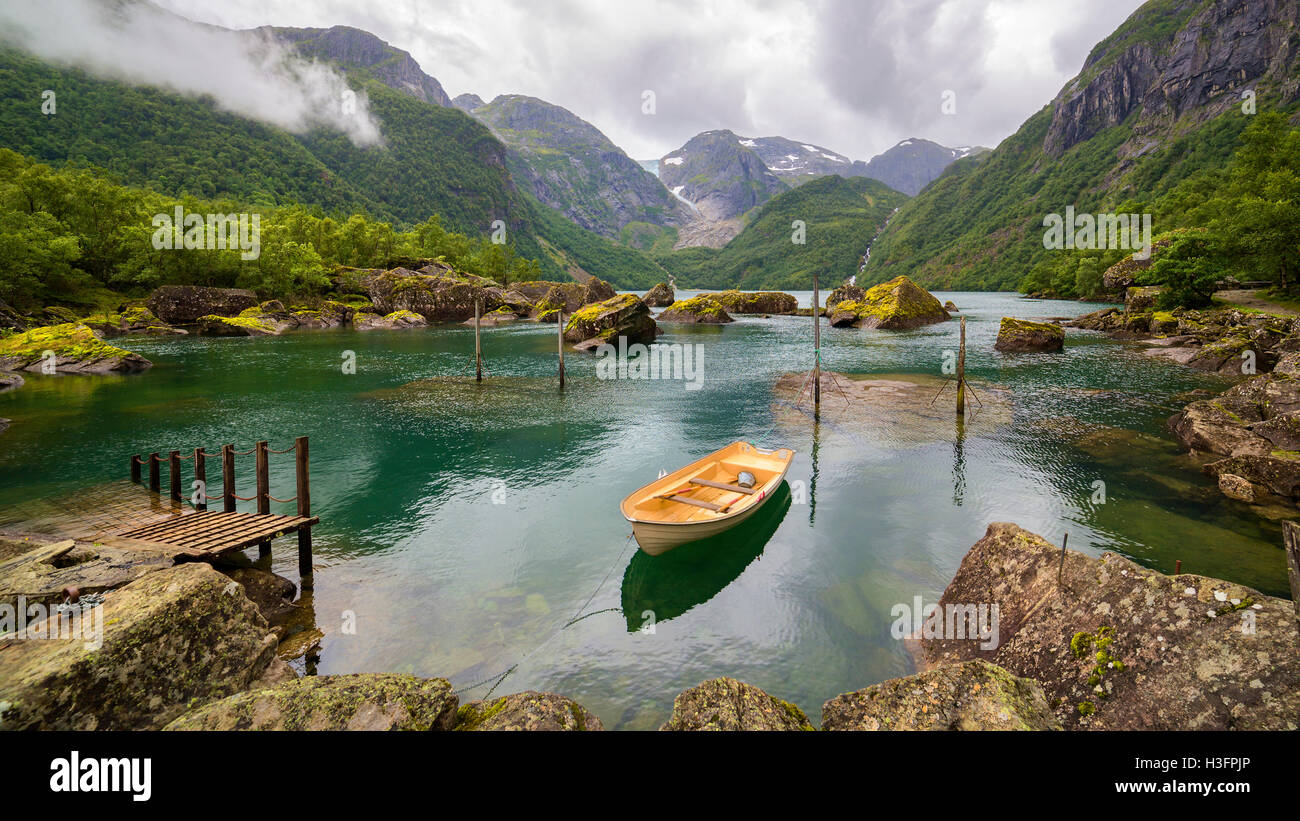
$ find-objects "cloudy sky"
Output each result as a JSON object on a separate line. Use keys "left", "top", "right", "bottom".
{"left": 153, "top": 0, "right": 1144, "bottom": 160}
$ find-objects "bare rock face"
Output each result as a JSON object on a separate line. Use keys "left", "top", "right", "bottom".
{"left": 642, "top": 282, "right": 675, "bottom": 307}
{"left": 994, "top": 318, "right": 1065, "bottom": 352}
{"left": 0, "top": 563, "right": 279, "bottom": 730}
{"left": 146, "top": 286, "right": 258, "bottom": 324}
{"left": 564, "top": 293, "right": 657, "bottom": 348}
{"left": 456, "top": 691, "right": 603, "bottom": 731}
{"left": 165, "top": 674, "right": 458, "bottom": 731}
{"left": 660, "top": 677, "right": 813, "bottom": 731}
{"left": 822, "top": 660, "right": 1061, "bottom": 731}
{"left": 921, "top": 523, "right": 1300, "bottom": 730}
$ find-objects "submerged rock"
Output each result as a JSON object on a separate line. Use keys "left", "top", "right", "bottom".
{"left": 656, "top": 295, "right": 733, "bottom": 324}
{"left": 921, "top": 522, "right": 1300, "bottom": 730}
{"left": 166, "top": 674, "right": 457, "bottom": 731}
{"left": 0, "top": 322, "right": 152, "bottom": 373}
{"left": 564, "top": 293, "right": 657, "bottom": 347}
{"left": 828, "top": 276, "right": 949, "bottom": 330}
{"left": 0, "top": 563, "right": 278, "bottom": 730}
{"left": 456, "top": 691, "right": 603, "bottom": 731}
{"left": 822, "top": 660, "right": 1061, "bottom": 731}
{"left": 699, "top": 290, "right": 798, "bottom": 315}
{"left": 660, "top": 677, "right": 813, "bottom": 730}
{"left": 642, "top": 282, "right": 675, "bottom": 307}
{"left": 145, "top": 285, "right": 258, "bottom": 324}
{"left": 994, "top": 317, "right": 1064, "bottom": 352}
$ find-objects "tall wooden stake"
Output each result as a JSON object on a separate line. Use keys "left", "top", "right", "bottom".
{"left": 557, "top": 309, "right": 566, "bottom": 389}
{"left": 1283, "top": 522, "right": 1300, "bottom": 631}
{"left": 956, "top": 316, "right": 967, "bottom": 417}
{"left": 148, "top": 452, "right": 160, "bottom": 494}
{"left": 168, "top": 450, "right": 181, "bottom": 502}
{"left": 193, "top": 447, "right": 206, "bottom": 511}
{"left": 222, "top": 444, "right": 236, "bottom": 513}
{"left": 474, "top": 299, "right": 483, "bottom": 382}
{"left": 296, "top": 436, "right": 313, "bottom": 589}
{"left": 255, "top": 440, "right": 270, "bottom": 558}
{"left": 812, "top": 273, "right": 821, "bottom": 418}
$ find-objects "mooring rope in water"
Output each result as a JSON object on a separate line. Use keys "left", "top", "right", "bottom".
{"left": 452, "top": 531, "right": 636, "bottom": 699}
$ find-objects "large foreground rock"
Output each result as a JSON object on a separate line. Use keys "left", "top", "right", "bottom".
{"left": 564, "top": 293, "right": 657, "bottom": 348}
{"left": 822, "top": 660, "right": 1061, "bottom": 730}
{"left": 994, "top": 317, "right": 1064, "bottom": 352}
{"left": 0, "top": 323, "right": 152, "bottom": 373}
{"left": 642, "top": 282, "right": 675, "bottom": 307}
{"left": 146, "top": 285, "right": 258, "bottom": 324}
{"left": 514, "top": 278, "right": 616, "bottom": 314}
{"left": 0, "top": 563, "right": 279, "bottom": 730}
{"left": 166, "top": 674, "right": 458, "bottom": 731}
{"left": 829, "top": 276, "right": 949, "bottom": 330}
{"left": 368, "top": 267, "right": 505, "bottom": 323}
{"left": 921, "top": 523, "right": 1300, "bottom": 730}
{"left": 660, "top": 677, "right": 813, "bottom": 730}
{"left": 456, "top": 691, "right": 603, "bottom": 731}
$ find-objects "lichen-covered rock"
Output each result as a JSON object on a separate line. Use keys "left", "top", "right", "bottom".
{"left": 0, "top": 538, "right": 174, "bottom": 614}
{"left": 700, "top": 290, "right": 798, "bottom": 315}
{"left": 513, "top": 278, "right": 616, "bottom": 314}
{"left": 196, "top": 310, "right": 286, "bottom": 337}
{"left": 0, "top": 372, "right": 23, "bottom": 392}
{"left": 564, "top": 293, "right": 657, "bottom": 347}
{"left": 0, "top": 297, "right": 28, "bottom": 332}
{"left": 368, "top": 268, "right": 504, "bottom": 322}
{"left": 642, "top": 282, "right": 675, "bottom": 307}
{"left": 219, "top": 567, "right": 298, "bottom": 631}
{"left": 0, "top": 563, "right": 278, "bottom": 730}
{"left": 656, "top": 295, "right": 733, "bottom": 324}
{"left": 0, "top": 323, "right": 152, "bottom": 373}
{"left": 354, "top": 309, "right": 428, "bottom": 331}
{"left": 827, "top": 285, "right": 864, "bottom": 308}
{"left": 145, "top": 285, "right": 258, "bottom": 324}
{"left": 80, "top": 306, "right": 181, "bottom": 338}
{"left": 821, "top": 660, "right": 1061, "bottom": 731}
{"left": 943, "top": 300, "right": 959, "bottom": 312}
{"left": 1125, "top": 285, "right": 1163, "bottom": 312}
{"left": 828, "top": 276, "right": 949, "bottom": 330}
{"left": 165, "top": 674, "right": 458, "bottom": 731}
{"left": 660, "top": 677, "right": 813, "bottom": 731}
{"left": 994, "top": 317, "right": 1065, "bottom": 352}
{"left": 921, "top": 522, "right": 1300, "bottom": 730}
{"left": 456, "top": 691, "right": 603, "bottom": 731}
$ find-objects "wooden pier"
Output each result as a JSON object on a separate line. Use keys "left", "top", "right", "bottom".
{"left": 123, "top": 436, "right": 318, "bottom": 587}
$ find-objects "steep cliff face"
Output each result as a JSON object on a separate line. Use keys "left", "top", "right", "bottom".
{"left": 268, "top": 25, "right": 452, "bottom": 107}
{"left": 470, "top": 95, "right": 691, "bottom": 238}
{"left": 659, "top": 130, "right": 788, "bottom": 222}
{"left": 856, "top": 138, "right": 986, "bottom": 196}
{"left": 452, "top": 93, "right": 485, "bottom": 113}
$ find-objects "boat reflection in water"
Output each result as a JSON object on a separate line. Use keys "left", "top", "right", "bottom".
{"left": 619, "top": 481, "right": 792, "bottom": 631}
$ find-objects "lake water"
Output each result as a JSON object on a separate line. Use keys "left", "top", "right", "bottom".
{"left": 0, "top": 291, "right": 1287, "bottom": 729}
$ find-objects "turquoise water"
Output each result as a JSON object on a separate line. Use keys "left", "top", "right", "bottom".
{"left": 0, "top": 291, "right": 1287, "bottom": 729}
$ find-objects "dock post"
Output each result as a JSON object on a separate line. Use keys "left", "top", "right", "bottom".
{"left": 475, "top": 299, "right": 483, "bottom": 382}
{"left": 148, "top": 453, "right": 160, "bottom": 494}
{"left": 168, "top": 450, "right": 181, "bottom": 502}
{"left": 222, "top": 444, "right": 236, "bottom": 513}
{"left": 558, "top": 309, "right": 565, "bottom": 389}
{"left": 812, "top": 274, "right": 821, "bottom": 419}
{"left": 1284, "top": 522, "right": 1300, "bottom": 631}
{"left": 130, "top": 454, "right": 141, "bottom": 484}
{"left": 255, "top": 440, "right": 270, "bottom": 558}
{"left": 956, "top": 316, "right": 967, "bottom": 417}
{"left": 295, "top": 436, "right": 313, "bottom": 589}
{"left": 193, "top": 448, "right": 207, "bottom": 511}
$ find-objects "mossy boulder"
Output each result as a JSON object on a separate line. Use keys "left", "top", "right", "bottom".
{"left": 564, "top": 293, "right": 657, "bottom": 348}
{"left": 0, "top": 322, "right": 151, "bottom": 373}
{"left": 455, "top": 691, "right": 603, "bottom": 731}
{"left": 660, "top": 677, "right": 813, "bottom": 731}
{"left": 826, "top": 284, "right": 864, "bottom": 308}
{"left": 368, "top": 268, "right": 505, "bottom": 322}
{"left": 80, "top": 306, "right": 180, "bottom": 338}
{"left": 943, "top": 300, "right": 960, "bottom": 312}
{"left": 656, "top": 295, "right": 733, "bottom": 324}
{"left": 1125, "top": 285, "right": 1163, "bottom": 312}
{"left": 821, "top": 660, "right": 1061, "bottom": 730}
{"left": 514, "top": 278, "right": 616, "bottom": 314}
{"left": 354, "top": 310, "right": 428, "bottom": 331}
{"left": 829, "top": 276, "right": 949, "bottom": 330}
{"left": 196, "top": 313, "right": 282, "bottom": 336}
{"left": 642, "top": 282, "right": 675, "bottom": 307}
{"left": 994, "top": 317, "right": 1065, "bottom": 352}
{"left": 0, "top": 297, "right": 28, "bottom": 332}
{"left": 145, "top": 285, "right": 258, "bottom": 324}
{"left": 0, "top": 563, "right": 279, "bottom": 730}
{"left": 165, "top": 674, "right": 458, "bottom": 731}
{"left": 700, "top": 290, "right": 798, "bottom": 315}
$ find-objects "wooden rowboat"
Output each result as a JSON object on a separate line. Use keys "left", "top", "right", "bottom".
{"left": 620, "top": 441, "right": 794, "bottom": 555}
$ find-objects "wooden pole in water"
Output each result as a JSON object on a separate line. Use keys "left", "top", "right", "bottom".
{"left": 474, "top": 299, "right": 483, "bottom": 382}
{"left": 1057, "top": 532, "right": 1069, "bottom": 586}
{"left": 1283, "top": 522, "right": 1300, "bottom": 631}
{"left": 812, "top": 273, "right": 821, "bottom": 417}
{"left": 221, "top": 444, "right": 236, "bottom": 513}
{"left": 557, "top": 309, "right": 566, "bottom": 389}
{"left": 193, "top": 447, "right": 207, "bottom": 511}
{"left": 255, "top": 440, "right": 270, "bottom": 557}
{"left": 168, "top": 450, "right": 181, "bottom": 502}
{"left": 295, "top": 436, "right": 313, "bottom": 589}
{"left": 148, "top": 452, "right": 160, "bottom": 494}
{"left": 956, "top": 316, "right": 967, "bottom": 417}
{"left": 130, "top": 454, "right": 141, "bottom": 484}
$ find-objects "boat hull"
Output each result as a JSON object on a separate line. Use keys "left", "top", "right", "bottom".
{"left": 631, "top": 493, "right": 772, "bottom": 555}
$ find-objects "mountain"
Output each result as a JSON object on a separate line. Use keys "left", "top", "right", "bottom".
{"left": 862, "top": 0, "right": 1300, "bottom": 291}
{"left": 655, "top": 175, "right": 908, "bottom": 290}
{"left": 468, "top": 94, "right": 691, "bottom": 244}
{"left": 856, "top": 139, "right": 987, "bottom": 196}
{"left": 659, "top": 129, "right": 789, "bottom": 223}
{"left": 739, "top": 135, "right": 857, "bottom": 182}
{"left": 452, "top": 93, "right": 485, "bottom": 113}
{"left": 267, "top": 25, "right": 452, "bottom": 107}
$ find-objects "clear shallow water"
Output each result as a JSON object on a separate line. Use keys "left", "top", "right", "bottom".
{"left": 0, "top": 291, "right": 1287, "bottom": 729}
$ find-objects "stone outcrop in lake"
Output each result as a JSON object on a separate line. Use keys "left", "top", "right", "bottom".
{"left": 660, "top": 677, "right": 813, "bottom": 730}
{"left": 642, "top": 282, "right": 675, "bottom": 307}
{"left": 514, "top": 278, "right": 616, "bottom": 314}
{"left": 994, "top": 318, "right": 1064, "bottom": 352}
{"left": 198, "top": 301, "right": 357, "bottom": 336}
{"left": 354, "top": 309, "right": 428, "bottom": 331}
{"left": 368, "top": 267, "right": 505, "bottom": 323}
{"left": 656, "top": 295, "right": 733, "bottom": 324}
{"left": 699, "top": 290, "right": 798, "bottom": 315}
{"left": 920, "top": 523, "right": 1300, "bottom": 730}
{"left": 146, "top": 285, "right": 259, "bottom": 324}
{"left": 828, "top": 276, "right": 949, "bottom": 330}
{"left": 456, "top": 691, "right": 604, "bottom": 731}
{"left": 564, "top": 293, "right": 658, "bottom": 350}
{"left": 827, "top": 284, "right": 863, "bottom": 307}
{"left": 821, "top": 660, "right": 1061, "bottom": 731}
{"left": 166, "top": 674, "right": 459, "bottom": 731}
{"left": 81, "top": 306, "right": 183, "bottom": 338}
{"left": 0, "top": 563, "right": 281, "bottom": 730}
{"left": 0, "top": 323, "right": 151, "bottom": 373}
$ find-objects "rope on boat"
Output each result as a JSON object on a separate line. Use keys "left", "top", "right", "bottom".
{"left": 452, "top": 532, "right": 636, "bottom": 699}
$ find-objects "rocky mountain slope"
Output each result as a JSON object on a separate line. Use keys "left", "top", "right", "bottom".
{"left": 856, "top": 138, "right": 986, "bottom": 196}
{"left": 862, "top": 0, "right": 1300, "bottom": 291}
{"left": 268, "top": 25, "right": 452, "bottom": 107}
{"left": 659, "top": 129, "right": 790, "bottom": 224}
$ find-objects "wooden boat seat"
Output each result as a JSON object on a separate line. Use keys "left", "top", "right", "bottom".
{"left": 664, "top": 495, "right": 728, "bottom": 512}
{"left": 689, "top": 478, "right": 757, "bottom": 495}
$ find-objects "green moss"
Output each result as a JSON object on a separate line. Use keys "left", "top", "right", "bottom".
{"left": 0, "top": 322, "right": 139, "bottom": 365}
{"left": 1077, "top": 701, "right": 1096, "bottom": 717}
{"left": 198, "top": 314, "right": 276, "bottom": 334}
{"left": 454, "top": 696, "right": 508, "bottom": 731}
